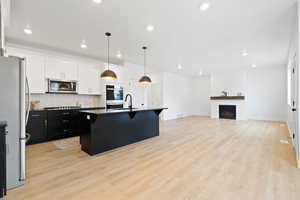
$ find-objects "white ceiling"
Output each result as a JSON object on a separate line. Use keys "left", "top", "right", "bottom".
{"left": 6, "top": 0, "right": 297, "bottom": 75}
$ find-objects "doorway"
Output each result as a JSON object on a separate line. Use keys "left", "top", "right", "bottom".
{"left": 288, "top": 53, "right": 299, "bottom": 166}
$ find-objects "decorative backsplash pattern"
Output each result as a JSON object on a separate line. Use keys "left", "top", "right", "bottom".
{"left": 30, "top": 94, "right": 104, "bottom": 109}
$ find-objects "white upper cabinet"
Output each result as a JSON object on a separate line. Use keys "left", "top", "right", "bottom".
{"left": 7, "top": 48, "right": 46, "bottom": 94}
{"left": 45, "top": 57, "right": 78, "bottom": 81}
{"left": 26, "top": 54, "right": 46, "bottom": 94}
{"left": 78, "top": 62, "right": 102, "bottom": 95}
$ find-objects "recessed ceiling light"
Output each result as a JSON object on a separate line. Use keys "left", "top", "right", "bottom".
{"left": 200, "top": 2, "right": 210, "bottom": 11}
{"left": 81, "top": 41, "right": 87, "bottom": 49}
{"left": 93, "top": 0, "right": 103, "bottom": 4}
{"left": 116, "top": 51, "right": 122, "bottom": 59}
{"left": 178, "top": 64, "right": 182, "bottom": 69}
{"left": 81, "top": 44, "right": 87, "bottom": 49}
{"left": 146, "top": 25, "right": 154, "bottom": 32}
{"left": 24, "top": 28, "right": 32, "bottom": 35}
{"left": 242, "top": 49, "right": 248, "bottom": 57}
{"left": 252, "top": 64, "right": 257, "bottom": 68}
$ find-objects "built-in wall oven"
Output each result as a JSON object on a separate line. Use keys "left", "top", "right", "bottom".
{"left": 106, "top": 85, "right": 124, "bottom": 109}
{"left": 48, "top": 79, "right": 77, "bottom": 94}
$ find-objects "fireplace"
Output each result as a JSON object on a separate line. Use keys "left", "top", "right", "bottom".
{"left": 219, "top": 105, "right": 236, "bottom": 120}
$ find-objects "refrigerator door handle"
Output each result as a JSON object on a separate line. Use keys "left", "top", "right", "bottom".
{"left": 19, "top": 58, "right": 26, "bottom": 182}
{"left": 25, "top": 59, "right": 31, "bottom": 143}
{"left": 19, "top": 137, "right": 26, "bottom": 182}
{"left": 25, "top": 133, "right": 31, "bottom": 143}
{"left": 25, "top": 76, "right": 30, "bottom": 125}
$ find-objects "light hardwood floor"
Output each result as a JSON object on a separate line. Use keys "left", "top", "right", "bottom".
{"left": 5, "top": 117, "right": 300, "bottom": 200}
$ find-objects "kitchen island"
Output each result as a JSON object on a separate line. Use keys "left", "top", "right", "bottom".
{"left": 79, "top": 108, "right": 166, "bottom": 155}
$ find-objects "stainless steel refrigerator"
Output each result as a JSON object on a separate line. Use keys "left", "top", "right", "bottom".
{"left": 0, "top": 56, "right": 30, "bottom": 189}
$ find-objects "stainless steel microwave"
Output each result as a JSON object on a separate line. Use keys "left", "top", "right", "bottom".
{"left": 47, "top": 79, "right": 78, "bottom": 94}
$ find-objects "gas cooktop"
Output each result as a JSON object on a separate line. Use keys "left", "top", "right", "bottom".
{"left": 44, "top": 106, "right": 81, "bottom": 110}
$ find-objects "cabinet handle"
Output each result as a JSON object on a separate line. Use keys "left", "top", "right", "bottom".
{"left": 44, "top": 120, "right": 47, "bottom": 127}
{"left": 62, "top": 112, "right": 70, "bottom": 115}
{"left": 62, "top": 120, "right": 70, "bottom": 123}
{"left": 31, "top": 114, "right": 41, "bottom": 117}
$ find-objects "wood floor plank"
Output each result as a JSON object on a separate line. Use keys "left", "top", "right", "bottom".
{"left": 4, "top": 117, "right": 300, "bottom": 200}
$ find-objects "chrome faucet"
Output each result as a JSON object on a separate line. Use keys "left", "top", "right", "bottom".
{"left": 125, "top": 94, "right": 133, "bottom": 109}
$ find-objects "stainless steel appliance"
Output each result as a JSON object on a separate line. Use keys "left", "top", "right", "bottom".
{"left": 106, "top": 85, "right": 124, "bottom": 109}
{"left": 44, "top": 106, "right": 81, "bottom": 110}
{"left": 0, "top": 56, "right": 29, "bottom": 189}
{"left": 48, "top": 79, "right": 77, "bottom": 94}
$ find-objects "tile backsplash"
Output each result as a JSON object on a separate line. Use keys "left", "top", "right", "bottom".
{"left": 30, "top": 94, "right": 105, "bottom": 109}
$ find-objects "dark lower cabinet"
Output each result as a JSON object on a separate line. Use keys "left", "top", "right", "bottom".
{"left": 26, "top": 110, "right": 79, "bottom": 144}
{"left": 47, "top": 110, "right": 80, "bottom": 140}
{"left": 26, "top": 111, "right": 47, "bottom": 145}
{"left": 0, "top": 122, "right": 7, "bottom": 198}
{"left": 26, "top": 108, "right": 103, "bottom": 145}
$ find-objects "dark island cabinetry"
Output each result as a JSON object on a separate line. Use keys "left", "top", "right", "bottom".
{"left": 80, "top": 108, "right": 166, "bottom": 156}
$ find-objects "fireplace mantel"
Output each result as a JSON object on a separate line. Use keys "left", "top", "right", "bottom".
{"left": 210, "top": 96, "right": 245, "bottom": 100}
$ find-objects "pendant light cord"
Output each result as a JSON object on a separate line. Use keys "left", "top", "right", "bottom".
{"left": 107, "top": 35, "right": 110, "bottom": 70}
{"left": 143, "top": 47, "right": 147, "bottom": 75}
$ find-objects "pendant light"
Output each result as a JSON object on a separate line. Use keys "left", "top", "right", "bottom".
{"left": 101, "top": 32, "right": 117, "bottom": 80}
{"left": 139, "top": 46, "right": 152, "bottom": 84}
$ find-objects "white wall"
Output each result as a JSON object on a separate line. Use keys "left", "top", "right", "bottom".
{"left": 211, "top": 71, "right": 247, "bottom": 97}
{"left": 161, "top": 73, "right": 193, "bottom": 120}
{"left": 147, "top": 72, "right": 164, "bottom": 108}
{"left": 144, "top": 72, "right": 211, "bottom": 120}
{"left": 209, "top": 68, "right": 287, "bottom": 122}
{"left": 247, "top": 67, "right": 287, "bottom": 121}
{"left": 193, "top": 76, "right": 211, "bottom": 116}
{"left": 123, "top": 62, "right": 150, "bottom": 108}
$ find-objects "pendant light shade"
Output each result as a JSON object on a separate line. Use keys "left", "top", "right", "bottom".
{"left": 101, "top": 32, "right": 118, "bottom": 80}
{"left": 139, "top": 75, "right": 152, "bottom": 83}
{"left": 101, "top": 69, "right": 117, "bottom": 80}
{"left": 139, "top": 46, "right": 152, "bottom": 84}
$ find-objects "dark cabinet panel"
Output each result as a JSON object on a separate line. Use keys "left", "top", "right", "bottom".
{"left": 47, "top": 110, "right": 80, "bottom": 140}
{"left": 80, "top": 110, "right": 161, "bottom": 156}
{"left": 26, "top": 111, "right": 47, "bottom": 145}
{"left": 26, "top": 108, "right": 102, "bottom": 145}
{"left": 0, "top": 123, "right": 7, "bottom": 198}
{"left": 47, "top": 110, "right": 64, "bottom": 139}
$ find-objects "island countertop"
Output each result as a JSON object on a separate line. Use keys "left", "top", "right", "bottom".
{"left": 80, "top": 107, "right": 167, "bottom": 115}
